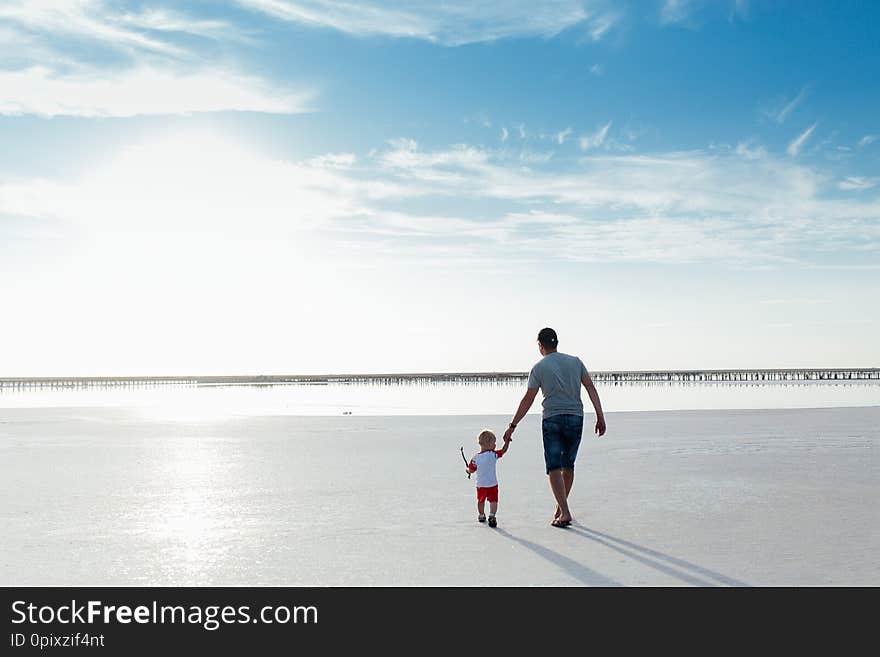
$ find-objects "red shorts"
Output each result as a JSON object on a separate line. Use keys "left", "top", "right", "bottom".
{"left": 476, "top": 485, "right": 499, "bottom": 503}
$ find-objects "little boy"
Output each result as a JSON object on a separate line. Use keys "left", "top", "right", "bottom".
{"left": 467, "top": 429, "right": 511, "bottom": 528}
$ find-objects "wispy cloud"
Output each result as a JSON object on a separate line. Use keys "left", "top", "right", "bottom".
{"left": 586, "top": 11, "right": 620, "bottom": 41}
{"left": 364, "top": 140, "right": 880, "bottom": 265}
{"left": 307, "top": 152, "right": 358, "bottom": 169}
{"left": 500, "top": 127, "right": 509, "bottom": 143}
{"left": 115, "top": 7, "right": 257, "bottom": 44}
{"left": 519, "top": 150, "right": 554, "bottom": 164}
{"left": 234, "top": 0, "right": 620, "bottom": 45}
{"left": 464, "top": 112, "right": 492, "bottom": 128}
{"left": 734, "top": 140, "right": 767, "bottom": 160}
{"left": 0, "top": 0, "right": 256, "bottom": 63}
{"left": 0, "top": 66, "right": 313, "bottom": 117}
{"left": 839, "top": 176, "right": 879, "bottom": 191}
{"left": 556, "top": 127, "right": 573, "bottom": 145}
{"left": 858, "top": 135, "right": 877, "bottom": 148}
{"left": 660, "top": 0, "right": 696, "bottom": 25}
{"left": 0, "top": 0, "right": 186, "bottom": 57}
{"left": 0, "top": 1, "right": 312, "bottom": 117}
{"left": 5, "top": 135, "right": 879, "bottom": 270}
{"left": 579, "top": 121, "right": 612, "bottom": 150}
{"left": 662, "top": 0, "right": 752, "bottom": 27}
{"left": 768, "top": 86, "right": 810, "bottom": 124}
{"left": 787, "top": 122, "right": 818, "bottom": 156}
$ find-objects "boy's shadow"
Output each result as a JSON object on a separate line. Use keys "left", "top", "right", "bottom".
{"left": 568, "top": 524, "right": 750, "bottom": 586}
{"left": 493, "top": 525, "right": 750, "bottom": 587}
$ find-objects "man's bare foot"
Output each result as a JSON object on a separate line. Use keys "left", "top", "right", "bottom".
{"left": 554, "top": 506, "right": 562, "bottom": 520}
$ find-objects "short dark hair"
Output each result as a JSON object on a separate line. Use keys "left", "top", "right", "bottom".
{"left": 537, "top": 327, "right": 558, "bottom": 349}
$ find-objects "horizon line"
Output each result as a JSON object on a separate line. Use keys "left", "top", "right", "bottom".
{"left": 1, "top": 366, "right": 879, "bottom": 386}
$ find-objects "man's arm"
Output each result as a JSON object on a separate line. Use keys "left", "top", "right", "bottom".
{"left": 582, "top": 373, "right": 606, "bottom": 436}
{"left": 503, "top": 387, "right": 539, "bottom": 442}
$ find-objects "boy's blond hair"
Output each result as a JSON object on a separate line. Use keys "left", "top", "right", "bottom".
{"left": 477, "top": 429, "right": 496, "bottom": 448}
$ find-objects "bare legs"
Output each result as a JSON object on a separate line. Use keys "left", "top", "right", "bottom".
{"left": 476, "top": 500, "right": 498, "bottom": 523}
{"left": 549, "top": 468, "right": 574, "bottom": 523}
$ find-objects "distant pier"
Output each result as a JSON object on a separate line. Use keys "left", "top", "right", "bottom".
{"left": 1, "top": 368, "right": 878, "bottom": 389}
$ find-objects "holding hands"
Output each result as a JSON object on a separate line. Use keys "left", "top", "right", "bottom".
{"left": 502, "top": 424, "right": 515, "bottom": 443}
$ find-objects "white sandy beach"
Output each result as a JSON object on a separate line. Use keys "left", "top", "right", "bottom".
{"left": 1, "top": 405, "right": 878, "bottom": 586}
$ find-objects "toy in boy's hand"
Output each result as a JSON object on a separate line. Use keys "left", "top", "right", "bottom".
{"left": 460, "top": 446, "right": 471, "bottom": 478}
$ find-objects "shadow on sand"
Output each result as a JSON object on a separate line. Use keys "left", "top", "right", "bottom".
{"left": 569, "top": 525, "right": 750, "bottom": 587}
{"left": 492, "top": 528, "right": 621, "bottom": 586}
{"left": 493, "top": 524, "right": 749, "bottom": 587}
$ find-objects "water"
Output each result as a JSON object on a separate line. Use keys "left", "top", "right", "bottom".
{"left": 0, "top": 379, "right": 878, "bottom": 420}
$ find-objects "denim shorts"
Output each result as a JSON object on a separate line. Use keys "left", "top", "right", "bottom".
{"left": 542, "top": 414, "right": 584, "bottom": 474}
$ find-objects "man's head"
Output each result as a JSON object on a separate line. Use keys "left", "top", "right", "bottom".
{"left": 537, "top": 327, "right": 558, "bottom": 355}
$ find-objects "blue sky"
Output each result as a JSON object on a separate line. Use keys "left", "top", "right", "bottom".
{"left": 1, "top": 1, "right": 878, "bottom": 376}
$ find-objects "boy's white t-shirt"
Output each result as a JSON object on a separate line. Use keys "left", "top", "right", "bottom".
{"left": 469, "top": 449, "right": 504, "bottom": 488}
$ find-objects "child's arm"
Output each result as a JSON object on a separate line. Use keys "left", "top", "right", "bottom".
{"left": 467, "top": 457, "right": 477, "bottom": 475}
{"left": 496, "top": 438, "right": 511, "bottom": 457}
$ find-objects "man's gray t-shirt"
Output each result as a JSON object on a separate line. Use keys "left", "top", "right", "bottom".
{"left": 527, "top": 352, "right": 589, "bottom": 419}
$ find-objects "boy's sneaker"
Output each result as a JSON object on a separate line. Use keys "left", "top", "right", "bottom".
{"left": 487, "top": 515, "right": 497, "bottom": 528}
{"left": 478, "top": 514, "right": 486, "bottom": 523}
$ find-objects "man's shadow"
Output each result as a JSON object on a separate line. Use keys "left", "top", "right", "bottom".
{"left": 494, "top": 525, "right": 750, "bottom": 587}
{"left": 492, "top": 528, "right": 621, "bottom": 586}
{"left": 568, "top": 524, "right": 750, "bottom": 586}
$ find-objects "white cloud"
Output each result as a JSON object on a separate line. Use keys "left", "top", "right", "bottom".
{"left": 579, "top": 121, "right": 612, "bottom": 150}
{"left": 590, "top": 63, "right": 602, "bottom": 75}
{"left": 587, "top": 12, "right": 620, "bottom": 41}
{"left": 386, "top": 137, "right": 419, "bottom": 152}
{"left": 519, "top": 150, "right": 554, "bottom": 164}
{"left": 858, "top": 135, "right": 877, "bottom": 148}
{"left": 5, "top": 134, "right": 879, "bottom": 273}
{"left": 364, "top": 140, "right": 880, "bottom": 264}
{"left": 234, "top": 0, "right": 619, "bottom": 45}
{"left": 0, "top": 1, "right": 312, "bottom": 117}
{"left": 465, "top": 112, "right": 492, "bottom": 128}
{"left": 0, "top": 0, "right": 253, "bottom": 53}
{"left": 662, "top": 0, "right": 752, "bottom": 27}
{"left": 734, "top": 140, "right": 767, "bottom": 160}
{"left": 660, "top": 0, "right": 696, "bottom": 25}
{"left": 500, "top": 127, "right": 509, "bottom": 142}
{"left": 787, "top": 122, "right": 818, "bottom": 156}
{"left": 0, "top": 134, "right": 383, "bottom": 268}
{"left": 769, "top": 86, "right": 809, "bottom": 124}
{"left": 0, "top": 66, "right": 313, "bottom": 117}
{"left": 116, "top": 7, "right": 257, "bottom": 44}
{"left": 839, "top": 177, "right": 879, "bottom": 191}
{"left": 307, "top": 153, "right": 358, "bottom": 169}
{"left": 556, "top": 127, "right": 573, "bottom": 145}
{"left": 0, "top": 0, "right": 185, "bottom": 56}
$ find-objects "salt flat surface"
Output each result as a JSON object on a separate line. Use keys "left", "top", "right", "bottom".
{"left": 1, "top": 407, "right": 878, "bottom": 586}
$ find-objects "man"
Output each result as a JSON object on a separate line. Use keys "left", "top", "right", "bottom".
{"left": 503, "top": 327, "right": 606, "bottom": 527}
